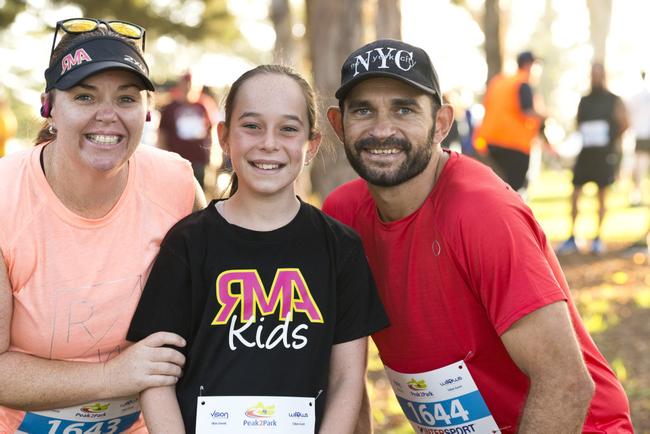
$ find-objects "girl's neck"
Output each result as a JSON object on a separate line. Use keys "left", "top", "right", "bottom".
{"left": 219, "top": 189, "right": 301, "bottom": 231}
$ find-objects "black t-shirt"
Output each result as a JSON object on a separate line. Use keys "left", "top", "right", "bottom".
{"left": 577, "top": 88, "right": 621, "bottom": 149}
{"left": 128, "top": 199, "right": 389, "bottom": 432}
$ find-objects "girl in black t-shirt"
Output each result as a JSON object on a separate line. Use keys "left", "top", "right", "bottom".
{"left": 129, "top": 65, "right": 388, "bottom": 433}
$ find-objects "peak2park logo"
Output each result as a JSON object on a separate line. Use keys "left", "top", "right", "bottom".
{"left": 244, "top": 402, "right": 278, "bottom": 427}
{"left": 407, "top": 378, "right": 427, "bottom": 391}
{"left": 407, "top": 378, "right": 434, "bottom": 398}
{"left": 79, "top": 402, "right": 110, "bottom": 414}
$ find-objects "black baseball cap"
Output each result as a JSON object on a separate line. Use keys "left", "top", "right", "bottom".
{"left": 335, "top": 39, "right": 442, "bottom": 105}
{"left": 44, "top": 35, "right": 154, "bottom": 92}
{"left": 516, "top": 51, "right": 536, "bottom": 68}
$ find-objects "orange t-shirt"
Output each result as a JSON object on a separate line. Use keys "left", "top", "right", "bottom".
{"left": 0, "top": 144, "right": 194, "bottom": 433}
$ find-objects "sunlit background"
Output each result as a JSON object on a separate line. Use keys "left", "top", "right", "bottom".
{"left": 1, "top": 0, "right": 649, "bottom": 432}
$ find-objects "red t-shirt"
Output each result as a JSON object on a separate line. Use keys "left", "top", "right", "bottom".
{"left": 323, "top": 152, "right": 632, "bottom": 433}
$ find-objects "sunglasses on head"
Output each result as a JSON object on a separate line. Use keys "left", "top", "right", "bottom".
{"left": 50, "top": 18, "right": 146, "bottom": 59}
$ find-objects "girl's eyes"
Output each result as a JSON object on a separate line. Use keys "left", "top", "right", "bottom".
{"left": 240, "top": 124, "right": 300, "bottom": 133}
{"left": 118, "top": 95, "right": 137, "bottom": 103}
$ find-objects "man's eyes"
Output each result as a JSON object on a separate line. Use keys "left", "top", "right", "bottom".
{"left": 353, "top": 108, "right": 371, "bottom": 115}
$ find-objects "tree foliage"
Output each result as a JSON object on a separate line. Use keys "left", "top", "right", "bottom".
{"left": 2, "top": 0, "right": 238, "bottom": 42}
{"left": 0, "top": 0, "right": 28, "bottom": 28}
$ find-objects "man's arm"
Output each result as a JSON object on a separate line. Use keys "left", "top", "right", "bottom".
{"left": 614, "top": 98, "right": 630, "bottom": 138}
{"left": 518, "top": 83, "right": 558, "bottom": 156}
{"left": 141, "top": 386, "right": 185, "bottom": 433}
{"left": 319, "top": 337, "right": 367, "bottom": 434}
{"left": 500, "top": 301, "right": 595, "bottom": 433}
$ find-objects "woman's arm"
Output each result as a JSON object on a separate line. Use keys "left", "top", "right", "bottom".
{"left": 141, "top": 386, "right": 185, "bottom": 434}
{"left": 0, "top": 250, "right": 186, "bottom": 410}
{"left": 319, "top": 337, "right": 368, "bottom": 434}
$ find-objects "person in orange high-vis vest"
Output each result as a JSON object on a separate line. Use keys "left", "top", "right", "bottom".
{"left": 475, "top": 51, "right": 550, "bottom": 192}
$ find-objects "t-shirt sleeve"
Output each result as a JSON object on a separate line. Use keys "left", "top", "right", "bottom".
{"left": 460, "top": 197, "right": 567, "bottom": 336}
{"left": 518, "top": 83, "right": 534, "bottom": 112}
{"left": 322, "top": 183, "right": 361, "bottom": 227}
{"left": 333, "top": 235, "right": 389, "bottom": 344}
{"left": 127, "top": 230, "right": 193, "bottom": 353}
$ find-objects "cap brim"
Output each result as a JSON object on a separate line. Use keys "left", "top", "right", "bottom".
{"left": 54, "top": 61, "right": 155, "bottom": 91}
{"left": 335, "top": 71, "right": 439, "bottom": 103}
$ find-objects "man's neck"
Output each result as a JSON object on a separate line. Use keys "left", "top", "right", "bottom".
{"left": 367, "top": 148, "right": 449, "bottom": 222}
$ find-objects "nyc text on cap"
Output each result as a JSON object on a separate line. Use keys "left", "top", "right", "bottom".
{"left": 335, "top": 39, "right": 442, "bottom": 105}
{"left": 45, "top": 36, "right": 154, "bottom": 92}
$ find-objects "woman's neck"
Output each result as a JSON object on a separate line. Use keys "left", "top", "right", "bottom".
{"left": 43, "top": 143, "right": 129, "bottom": 219}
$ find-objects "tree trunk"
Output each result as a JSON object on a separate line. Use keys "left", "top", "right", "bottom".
{"left": 375, "top": 0, "right": 401, "bottom": 40}
{"left": 484, "top": 0, "right": 502, "bottom": 83}
{"left": 270, "top": 0, "right": 296, "bottom": 64}
{"left": 586, "top": 0, "right": 612, "bottom": 63}
{"left": 306, "top": 0, "right": 364, "bottom": 200}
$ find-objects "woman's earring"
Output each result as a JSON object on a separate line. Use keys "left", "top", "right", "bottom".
{"left": 48, "top": 124, "right": 57, "bottom": 135}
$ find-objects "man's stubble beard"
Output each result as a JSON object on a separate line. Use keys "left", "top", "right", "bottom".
{"left": 342, "top": 124, "right": 436, "bottom": 187}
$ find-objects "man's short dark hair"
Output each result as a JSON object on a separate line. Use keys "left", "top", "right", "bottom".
{"left": 517, "top": 51, "right": 536, "bottom": 69}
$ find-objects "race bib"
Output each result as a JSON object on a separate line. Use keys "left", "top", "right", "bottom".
{"left": 195, "top": 396, "right": 315, "bottom": 433}
{"left": 16, "top": 396, "right": 140, "bottom": 434}
{"left": 176, "top": 112, "right": 208, "bottom": 141}
{"left": 385, "top": 360, "right": 500, "bottom": 434}
{"left": 580, "top": 120, "right": 609, "bottom": 148}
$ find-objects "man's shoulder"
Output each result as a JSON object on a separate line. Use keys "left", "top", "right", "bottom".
{"left": 322, "top": 178, "right": 371, "bottom": 225}
{"left": 439, "top": 154, "right": 528, "bottom": 220}
{"left": 302, "top": 202, "right": 365, "bottom": 249}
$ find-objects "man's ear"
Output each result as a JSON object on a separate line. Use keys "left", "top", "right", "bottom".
{"left": 433, "top": 104, "right": 455, "bottom": 145}
{"left": 327, "top": 106, "right": 344, "bottom": 142}
{"left": 217, "top": 121, "right": 229, "bottom": 155}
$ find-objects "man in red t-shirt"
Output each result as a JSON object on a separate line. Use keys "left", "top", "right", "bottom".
{"left": 322, "top": 39, "right": 632, "bottom": 433}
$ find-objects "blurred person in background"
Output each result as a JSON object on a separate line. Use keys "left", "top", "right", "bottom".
{"left": 0, "top": 18, "right": 205, "bottom": 433}
{"left": 557, "top": 63, "right": 629, "bottom": 255}
{"left": 474, "top": 51, "right": 554, "bottom": 195}
{"left": 0, "top": 90, "right": 17, "bottom": 157}
{"left": 158, "top": 72, "right": 213, "bottom": 189}
{"left": 626, "top": 70, "right": 650, "bottom": 207}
